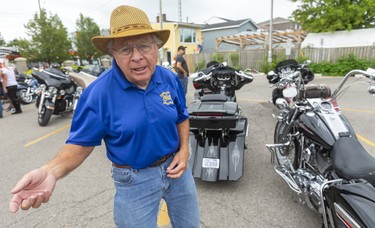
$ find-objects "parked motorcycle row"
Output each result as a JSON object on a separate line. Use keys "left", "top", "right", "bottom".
{"left": 10, "top": 66, "right": 100, "bottom": 126}
{"left": 186, "top": 59, "right": 375, "bottom": 227}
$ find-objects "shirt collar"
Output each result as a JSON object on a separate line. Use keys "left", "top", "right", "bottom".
{"left": 112, "top": 59, "right": 163, "bottom": 90}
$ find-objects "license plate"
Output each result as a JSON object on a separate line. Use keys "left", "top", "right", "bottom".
{"left": 202, "top": 158, "right": 220, "bottom": 169}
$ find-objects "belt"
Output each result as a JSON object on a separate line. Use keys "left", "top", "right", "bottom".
{"left": 112, "top": 153, "right": 174, "bottom": 169}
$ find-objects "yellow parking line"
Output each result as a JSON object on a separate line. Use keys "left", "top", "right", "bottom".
{"left": 357, "top": 134, "right": 375, "bottom": 148}
{"left": 341, "top": 108, "right": 375, "bottom": 114}
{"left": 24, "top": 124, "right": 71, "bottom": 147}
{"left": 157, "top": 200, "right": 170, "bottom": 226}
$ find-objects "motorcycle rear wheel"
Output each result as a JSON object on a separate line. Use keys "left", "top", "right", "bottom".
{"left": 38, "top": 106, "right": 53, "bottom": 126}
{"left": 274, "top": 121, "right": 300, "bottom": 170}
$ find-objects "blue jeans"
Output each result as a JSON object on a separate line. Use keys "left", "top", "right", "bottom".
{"left": 179, "top": 76, "right": 188, "bottom": 95}
{"left": 111, "top": 156, "right": 200, "bottom": 228}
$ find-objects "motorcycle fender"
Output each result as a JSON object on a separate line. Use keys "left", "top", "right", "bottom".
{"left": 325, "top": 182, "right": 375, "bottom": 228}
{"left": 45, "top": 100, "right": 55, "bottom": 110}
{"left": 188, "top": 131, "right": 245, "bottom": 182}
{"left": 17, "top": 84, "right": 28, "bottom": 90}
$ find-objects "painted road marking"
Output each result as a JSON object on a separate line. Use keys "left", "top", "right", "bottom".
{"left": 157, "top": 200, "right": 170, "bottom": 226}
{"left": 357, "top": 134, "right": 375, "bottom": 148}
{"left": 23, "top": 124, "right": 71, "bottom": 147}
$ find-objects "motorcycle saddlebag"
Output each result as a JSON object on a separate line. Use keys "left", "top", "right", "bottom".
{"left": 188, "top": 95, "right": 238, "bottom": 129}
{"left": 301, "top": 84, "right": 331, "bottom": 99}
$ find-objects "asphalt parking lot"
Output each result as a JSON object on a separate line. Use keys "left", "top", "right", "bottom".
{"left": 1, "top": 74, "right": 374, "bottom": 227}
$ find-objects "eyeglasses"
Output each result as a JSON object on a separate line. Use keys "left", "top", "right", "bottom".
{"left": 113, "top": 41, "right": 156, "bottom": 57}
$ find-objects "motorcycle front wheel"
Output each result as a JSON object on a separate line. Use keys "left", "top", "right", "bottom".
{"left": 17, "top": 89, "right": 33, "bottom": 104}
{"left": 38, "top": 106, "right": 53, "bottom": 126}
{"left": 274, "top": 121, "right": 300, "bottom": 170}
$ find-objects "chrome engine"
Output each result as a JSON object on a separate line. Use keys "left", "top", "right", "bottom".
{"left": 266, "top": 139, "right": 329, "bottom": 214}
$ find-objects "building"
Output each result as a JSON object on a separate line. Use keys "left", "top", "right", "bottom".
{"left": 201, "top": 17, "right": 259, "bottom": 52}
{"left": 151, "top": 14, "right": 204, "bottom": 65}
{"left": 257, "top": 17, "right": 301, "bottom": 31}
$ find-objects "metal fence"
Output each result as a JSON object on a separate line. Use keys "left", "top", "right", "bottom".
{"left": 185, "top": 46, "right": 375, "bottom": 73}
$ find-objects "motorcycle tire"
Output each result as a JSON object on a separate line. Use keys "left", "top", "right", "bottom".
{"left": 274, "top": 121, "right": 300, "bottom": 169}
{"left": 38, "top": 106, "right": 53, "bottom": 126}
{"left": 17, "top": 89, "right": 33, "bottom": 104}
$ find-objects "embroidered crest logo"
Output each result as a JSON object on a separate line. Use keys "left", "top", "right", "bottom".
{"left": 160, "top": 91, "right": 173, "bottom": 105}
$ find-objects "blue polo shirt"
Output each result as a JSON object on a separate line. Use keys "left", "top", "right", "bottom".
{"left": 66, "top": 61, "right": 188, "bottom": 169}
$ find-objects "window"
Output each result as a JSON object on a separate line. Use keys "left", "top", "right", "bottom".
{"left": 179, "top": 28, "right": 196, "bottom": 43}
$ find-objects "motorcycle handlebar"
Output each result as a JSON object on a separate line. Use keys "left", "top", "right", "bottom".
{"left": 235, "top": 71, "right": 254, "bottom": 81}
{"left": 194, "top": 70, "right": 253, "bottom": 82}
{"left": 193, "top": 72, "right": 213, "bottom": 81}
{"left": 330, "top": 69, "right": 375, "bottom": 100}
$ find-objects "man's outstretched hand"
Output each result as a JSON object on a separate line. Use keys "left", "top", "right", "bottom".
{"left": 9, "top": 168, "right": 56, "bottom": 213}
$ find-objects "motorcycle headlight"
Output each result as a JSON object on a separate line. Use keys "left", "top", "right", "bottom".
{"left": 48, "top": 86, "right": 58, "bottom": 94}
{"left": 60, "top": 90, "right": 66, "bottom": 95}
{"left": 40, "top": 84, "right": 47, "bottom": 90}
{"left": 76, "top": 86, "right": 83, "bottom": 93}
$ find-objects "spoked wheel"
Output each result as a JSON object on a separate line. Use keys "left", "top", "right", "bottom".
{"left": 38, "top": 106, "right": 53, "bottom": 126}
{"left": 274, "top": 121, "right": 300, "bottom": 170}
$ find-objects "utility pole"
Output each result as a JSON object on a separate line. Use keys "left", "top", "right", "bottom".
{"left": 268, "top": 0, "right": 273, "bottom": 64}
{"left": 38, "top": 0, "right": 42, "bottom": 13}
{"left": 159, "top": 0, "right": 164, "bottom": 64}
{"left": 178, "top": 0, "right": 182, "bottom": 22}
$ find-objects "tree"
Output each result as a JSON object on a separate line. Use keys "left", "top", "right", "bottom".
{"left": 290, "top": 0, "right": 375, "bottom": 32}
{"left": 7, "top": 38, "right": 30, "bottom": 59}
{"left": 74, "top": 13, "right": 102, "bottom": 64}
{"left": 25, "top": 9, "right": 71, "bottom": 65}
{"left": 0, "top": 33, "right": 6, "bottom": 46}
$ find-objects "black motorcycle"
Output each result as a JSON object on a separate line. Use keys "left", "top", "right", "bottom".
{"left": 265, "top": 66, "right": 375, "bottom": 227}
{"left": 32, "top": 68, "right": 82, "bottom": 126}
{"left": 267, "top": 59, "right": 315, "bottom": 105}
{"left": 188, "top": 62, "right": 253, "bottom": 182}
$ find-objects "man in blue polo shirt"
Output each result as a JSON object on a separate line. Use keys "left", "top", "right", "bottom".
{"left": 9, "top": 5, "right": 200, "bottom": 227}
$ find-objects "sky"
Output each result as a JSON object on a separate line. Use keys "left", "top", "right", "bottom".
{"left": 0, "top": 0, "right": 298, "bottom": 42}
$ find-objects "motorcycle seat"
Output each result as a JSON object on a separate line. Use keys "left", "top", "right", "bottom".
{"left": 201, "top": 94, "right": 229, "bottom": 102}
{"left": 332, "top": 137, "right": 375, "bottom": 185}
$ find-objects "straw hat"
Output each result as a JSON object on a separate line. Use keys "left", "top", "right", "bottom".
{"left": 91, "top": 5, "right": 170, "bottom": 53}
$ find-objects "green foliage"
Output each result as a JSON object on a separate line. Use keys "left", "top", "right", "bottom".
{"left": 309, "top": 54, "right": 374, "bottom": 76}
{"left": 0, "top": 33, "right": 6, "bottom": 46}
{"left": 25, "top": 9, "right": 71, "bottom": 64}
{"left": 7, "top": 38, "right": 30, "bottom": 57}
{"left": 24, "top": 69, "right": 34, "bottom": 75}
{"left": 74, "top": 14, "right": 102, "bottom": 64}
{"left": 212, "top": 53, "right": 224, "bottom": 63}
{"left": 195, "top": 60, "right": 206, "bottom": 71}
{"left": 230, "top": 53, "right": 241, "bottom": 70}
{"left": 259, "top": 54, "right": 285, "bottom": 73}
{"left": 290, "top": 0, "right": 375, "bottom": 32}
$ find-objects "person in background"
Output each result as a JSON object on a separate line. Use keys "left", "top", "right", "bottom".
{"left": 175, "top": 46, "right": 189, "bottom": 95}
{"left": 9, "top": 5, "right": 199, "bottom": 228}
{"left": 0, "top": 76, "right": 3, "bottom": 118}
{"left": 0, "top": 59, "right": 21, "bottom": 114}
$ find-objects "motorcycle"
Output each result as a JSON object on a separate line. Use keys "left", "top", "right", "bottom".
{"left": 267, "top": 59, "right": 315, "bottom": 105}
{"left": 188, "top": 62, "right": 254, "bottom": 182}
{"left": 16, "top": 74, "right": 39, "bottom": 104}
{"left": 265, "top": 65, "right": 375, "bottom": 227}
{"left": 32, "top": 67, "right": 82, "bottom": 126}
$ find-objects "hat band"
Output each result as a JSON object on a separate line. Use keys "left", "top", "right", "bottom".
{"left": 112, "top": 24, "right": 152, "bottom": 35}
